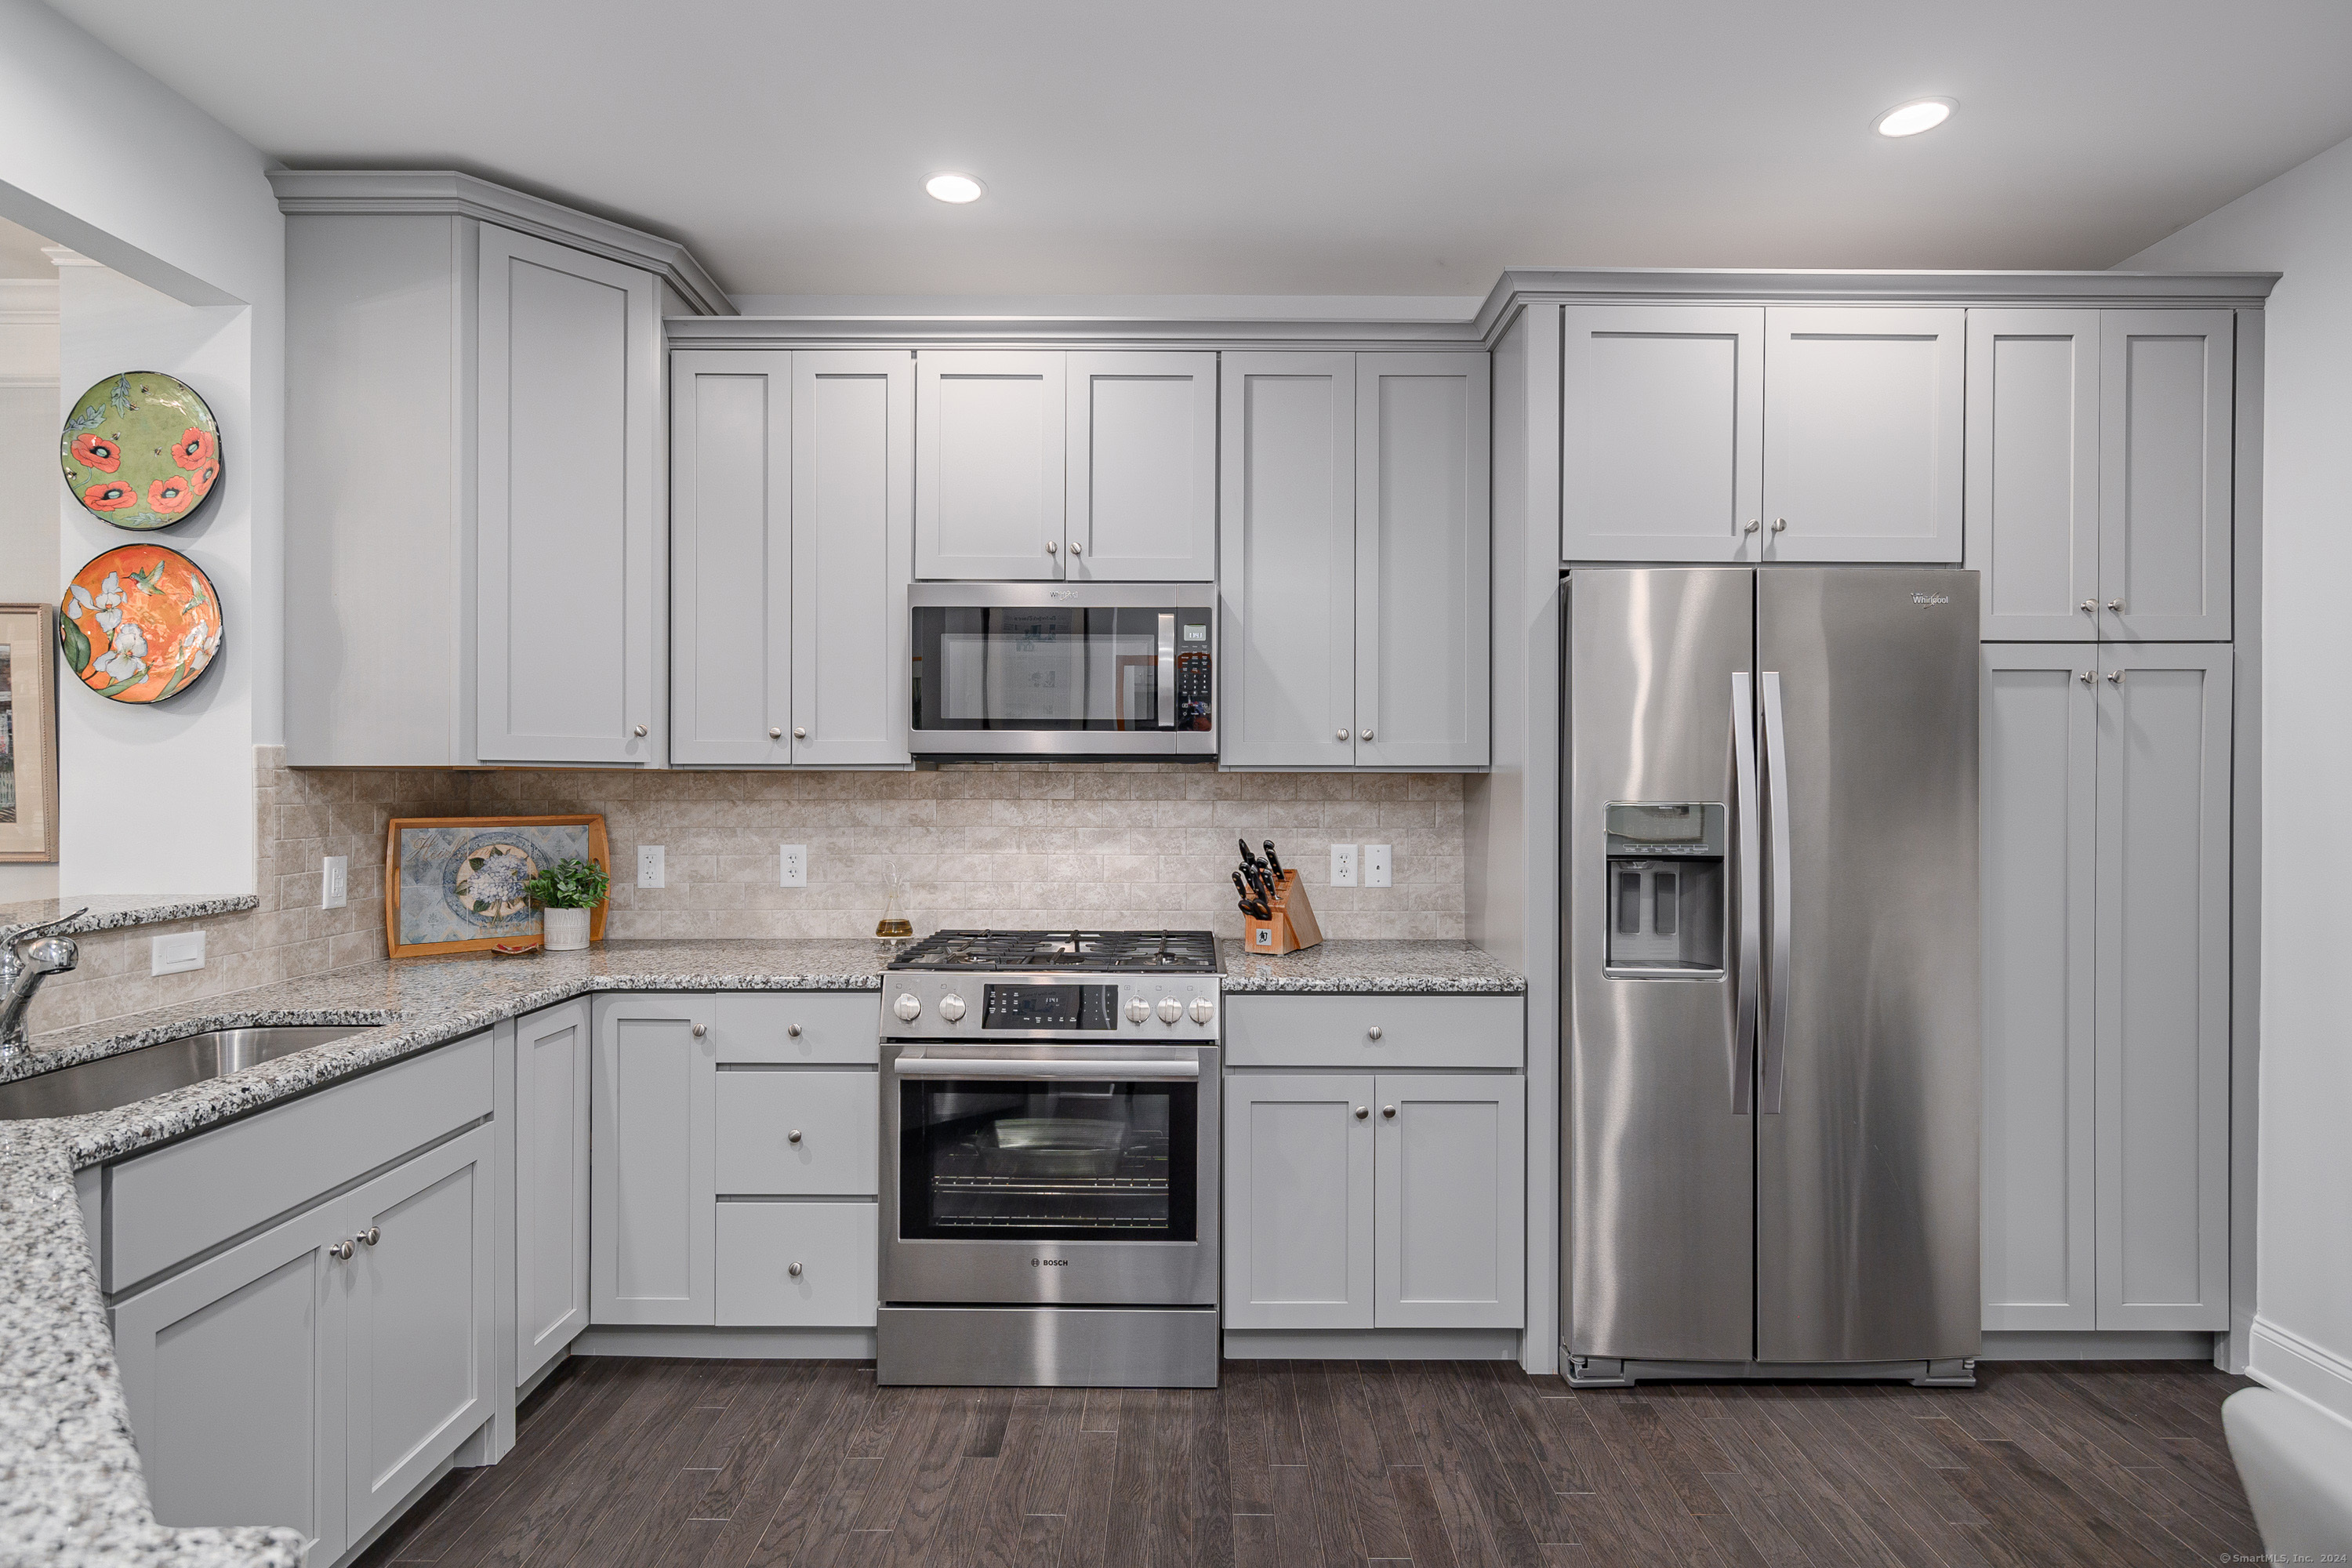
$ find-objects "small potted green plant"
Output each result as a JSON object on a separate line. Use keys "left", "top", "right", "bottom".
{"left": 524, "top": 858, "right": 610, "bottom": 952}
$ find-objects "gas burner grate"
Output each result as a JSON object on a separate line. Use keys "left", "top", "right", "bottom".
{"left": 887, "top": 928, "right": 1220, "bottom": 975}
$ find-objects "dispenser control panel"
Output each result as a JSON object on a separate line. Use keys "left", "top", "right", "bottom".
{"left": 1603, "top": 802, "right": 1728, "bottom": 978}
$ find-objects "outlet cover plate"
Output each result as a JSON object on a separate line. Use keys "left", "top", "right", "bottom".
{"left": 1330, "top": 844, "right": 1359, "bottom": 887}
{"left": 151, "top": 931, "right": 205, "bottom": 976}
{"left": 779, "top": 844, "right": 807, "bottom": 887}
{"left": 637, "top": 844, "right": 666, "bottom": 889}
{"left": 321, "top": 855, "right": 348, "bottom": 909}
{"left": 1364, "top": 844, "right": 1392, "bottom": 887}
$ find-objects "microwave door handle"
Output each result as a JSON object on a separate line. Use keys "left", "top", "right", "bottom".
{"left": 1759, "top": 670, "right": 1793, "bottom": 1116}
{"left": 1156, "top": 613, "right": 1177, "bottom": 728}
{"left": 1730, "top": 673, "right": 1759, "bottom": 1116}
{"left": 892, "top": 1057, "right": 1201, "bottom": 1080}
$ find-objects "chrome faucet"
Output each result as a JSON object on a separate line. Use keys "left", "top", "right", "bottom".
{"left": 0, "top": 909, "right": 85, "bottom": 1065}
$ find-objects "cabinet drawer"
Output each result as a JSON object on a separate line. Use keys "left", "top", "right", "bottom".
{"left": 716, "top": 1201, "right": 879, "bottom": 1327}
{"left": 108, "top": 1029, "right": 493, "bottom": 1291}
{"left": 714, "top": 993, "right": 880, "bottom": 1064}
{"left": 1222, "top": 995, "right": 1523, "bottom": 1069}
{"left": 714, "top": 1069, "right": 879, "bottom": 1195}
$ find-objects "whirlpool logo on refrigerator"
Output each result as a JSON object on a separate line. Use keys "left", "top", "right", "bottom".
{"left": 1911, "top": 591, "right": 1951, "bottom": 606}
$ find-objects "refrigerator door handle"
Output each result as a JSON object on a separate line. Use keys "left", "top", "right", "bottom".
{"left": 1760, "top": 670, "right": 1794, "bottom": 1114}
{"left": 1730, "top": 672, "right": 1759, "bottom": 1115}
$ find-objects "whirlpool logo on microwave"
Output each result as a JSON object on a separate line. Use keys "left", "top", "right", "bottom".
{"left": 1911, "top": 591, "right": 1952, "bottom": 607}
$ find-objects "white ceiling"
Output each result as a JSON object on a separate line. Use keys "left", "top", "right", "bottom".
{"left": 46, "top": 0, "right": 2352, "bottom": 303}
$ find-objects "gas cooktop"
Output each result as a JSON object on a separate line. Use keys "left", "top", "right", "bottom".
{"left": 887, "top": 929, "right": 1221, "bottom": 975}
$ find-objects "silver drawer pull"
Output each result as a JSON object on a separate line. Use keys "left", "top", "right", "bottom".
{"left": 1354, "top": 1105, "right": 1369, "bottom": 1120}
{"left": 788, "top": 1261, "right": 804, "bottom": 1278}
{"left": 1382, "top": 1105, "right": 1396, "bottom": 1119}
{"left": 893, "top": 1057, "right": 1200, "bottom": 1080}
{"left": 786, "top": 1023, "right": 803, "bottom": 1038}
{"left": 770, "top": 727, "right": 783, "bottom": 739}
{"left": 329, "top": 1239, "right": 354, "bottom": 1261}
{"left": 1367, "top": 1025, "right": 1383, "bottom": 1041}
{"left": 361, "top": 1226, "right": 380, "bottom": 1247}
{"left": 634, "top": 724, "right": 648, "bottom": 737}
{"left": 691, "top": 1023, "right": 707, "bottom": 1037}
{"left": 788, "top": 1129, "right": 803, "bottom": 1144}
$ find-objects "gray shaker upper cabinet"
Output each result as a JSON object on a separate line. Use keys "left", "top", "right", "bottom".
{"left": 916, "top": 351, "right": 1065, "bottom": 579}
{"left": 1560, "top": 305, "right": 1763, "bottom": 563}
{"left": 670, "top": 350, "right": 792, "bottom": 766}
{"left": 1965, "top": 312, "right": 2103, "bottom": 641}
{"left": 1760, "top": 307, "right": 1965, "bottom": 563}
{"left": 477, "top": 226, "right": 664, "bottom": 764}
{"left": 2100, "top": 311, "right": 2234, "bottom": 641}
{"left": 1066, "top": 351, "right": 1218, "bottom": 581}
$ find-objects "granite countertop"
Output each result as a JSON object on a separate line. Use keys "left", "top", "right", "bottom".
{"left": 1219, "top": 938, "right": 1526, "bottom": 994}
{"left": 0, "top": 895, "right": 260, "bottom": 943}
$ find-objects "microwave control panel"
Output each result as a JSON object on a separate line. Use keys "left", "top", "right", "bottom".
{"left": 1178, "top": 648, "right": 1212, "bottom": 731}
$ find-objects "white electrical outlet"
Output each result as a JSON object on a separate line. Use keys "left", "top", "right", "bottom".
{"left": 637, "top": 844, "right": 666, "bottom": 889}
{"left": 1330, "top": 844, "right": 1359, "bottom": 887}
{"left": 779, "top": 844, "right": 808, "bottom": 887}
{"left": 1364, "top": 844, "right": 1392, "bottom": 887}
{"left": 321, "top": 855, "right": 348, "bottom": 909}
{"left": 151, "top": 931, "right": 205, "bottom": 976}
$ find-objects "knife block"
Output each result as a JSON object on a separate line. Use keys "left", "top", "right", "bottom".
{"left": 1243, "top": 869, "right": 1323, "bottom": 954}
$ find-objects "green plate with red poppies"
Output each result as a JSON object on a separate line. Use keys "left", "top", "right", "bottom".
{"left": 60, "top": 372, "right": 221, "bottom": 529}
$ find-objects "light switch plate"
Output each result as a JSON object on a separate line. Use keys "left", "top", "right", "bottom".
{"left": 321, "top": 855, "right": 348, "bottom": 909}
{"left": 1330, "top": 844, "right": 1359, "bottom": 887}
{"left": 1364, "top": 844, "right": 1392, "bottom": 887}
{"left": 779, "top": 844, "right": 807, "bottom": 887}
{"left": 151, "top": 931, "right": 205, "bottom": 976}
{"left": 637, "top": 844, "right": 666, "bottom": 889}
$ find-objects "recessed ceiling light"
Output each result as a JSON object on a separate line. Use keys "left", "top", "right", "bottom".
{"left": 924, "top": 172, "right": 985, "bottom": 204}
{"left": 1875, "top": 98, "right": 1955, "bottom": 137}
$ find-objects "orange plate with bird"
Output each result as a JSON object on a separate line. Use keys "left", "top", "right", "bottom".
{"left": 60, "top": 371, "right": 222, "bottom": 530}
{"left": 58, "top": 544, "right": 223, "bottom": 703}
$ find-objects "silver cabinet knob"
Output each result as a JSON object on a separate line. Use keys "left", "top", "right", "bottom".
{"left": 2107, "top": 670, "right": 2125, "bottom": 684}
{"left": 894, "top": 993, "right": 923, "bottom": 1022}
{"left": 633, "top": 724, "right": 648, "bottom": 737}
{"left": 361, "top": 1226, "right": 380, "bottom": 1247}
{"left": 1744, "top": 519, "right": 1761, "bottom": 534}
{"left": 329, "top": 1239, "right": 354, "bottom": 1261}
{"left": 788, "top": 1261, "right": 804, "bottom": 1277}
{"left": 1382, "top": 1105, "right": 1396, "bottom": 1120}
{"left": 1125, "top": 996, "right": 1151, "bottom": 1024}
{"left": 1335, "top": 728, "right": 1348, "bottom": 740}
{"left": 770, "top": 727, "right": 783, "bottom": 739}
{"left": 1367, "top": 1025, "right": 1383, "bottom": 1041}
{"left": 786, "top": 1022, "right": 802, "bottom": 1038}
{"left": 793, "top": 727, "right": 807, "bottom": 739}
{"left": 788, "top": 1129, "right": 802, "bottom": 1145}
{"left": 1354, "top": 1105, "right": 1369, "bottom": 1120}
{"left": 2078, "top": 670, "right": 2094, "bottom": 684}
{"left": 2106, "top": 599, "right": 2125, "bottom": 613}
{"left": 1771, "top": 517, "right": 1788, "bottom": 533}
{"left": 1069, "top": 540, "right": 1083, "bottom": 555}
{"left": 1189, "top": 996, "right": 1214, "bottom": 1025}
{"left": 1046, "top": 540, "right": 1058, "bottom": 554}
{"left": 1360, "top": 729, "right": 1373, "bottom": 741}
{"left": 691, "top": 1022, "right": 707, "bottom": 1037}
{"left": 939, "top": 994, "right": 967, "bottom": 1022}
{"left": 1157, "top": 996, "right": 1183, "bottom": 1025}
{"left": 2080, "top": 601, "right": 2098, "bottom": 615}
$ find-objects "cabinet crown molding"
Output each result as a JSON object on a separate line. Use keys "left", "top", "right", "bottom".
{"left": 267, "top": 168, "right": 732, "bottom": 318}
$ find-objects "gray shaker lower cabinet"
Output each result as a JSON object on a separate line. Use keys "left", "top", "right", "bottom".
{"left": 590, "top": 993, "right": 717, "bottom": 1325}
{"left": 1374, "top": 1073, "right": 1526, "bottom": 1330}
{"left": 113, "top": 1123, "right": 496, "bottom": 1566}
{"left": 1225, "top": 1073, "right": 1377, "bottom": 1328}
{"left": 513, "top": 1000, "right": 591, "bottom": 1382}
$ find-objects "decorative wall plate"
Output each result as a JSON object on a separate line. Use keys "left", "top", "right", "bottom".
{"left": 385, "top": 815, "right": 610, "bottom": 959}
{"left": 59, "top": 544, "right": 223, "bottom": 703}
{"left": 60, "top": 372, "right": 222, "bottom": 529}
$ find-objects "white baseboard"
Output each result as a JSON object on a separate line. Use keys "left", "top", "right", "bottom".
{"left": 1978, "top": 1330, "right": 2216, "bottom": 1361}
{"left": 2249, "top": 1316, "right": 2352, "bottom": 1431}
{"left": 1224, "top": 1327, "right": 1519, "bottom": 1360}
{"left": 573, "top": 1326, "right": 878, "bottom": 1359}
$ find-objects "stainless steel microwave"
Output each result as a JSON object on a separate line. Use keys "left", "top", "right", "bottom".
{"left": 909, "top": 583, "right": 1214, "bottom": 758}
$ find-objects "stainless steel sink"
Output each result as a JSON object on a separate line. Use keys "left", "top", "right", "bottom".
{"left": 0, "top": 1024, "right": 382, "bottom": 1120}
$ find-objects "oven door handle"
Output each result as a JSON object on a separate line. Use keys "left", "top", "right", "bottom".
{"left": 891, "top": 1057, "right": 1201, "bottom": 1080}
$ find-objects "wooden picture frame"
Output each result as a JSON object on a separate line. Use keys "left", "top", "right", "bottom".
{"left": 385, "top": 814, "right": 609, "bottom": 959}
{"left": 0, "top": 604, "right": 60, "bottom": 864}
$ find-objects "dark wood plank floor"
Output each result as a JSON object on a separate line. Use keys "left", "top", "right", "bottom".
{"left": 358, "top": 1357, "right": 2260, "bottom": 1567}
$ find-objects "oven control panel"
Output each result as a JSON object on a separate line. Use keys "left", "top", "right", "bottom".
{"left": 883, "top": 974, "right": 1220, "bottom": 1040}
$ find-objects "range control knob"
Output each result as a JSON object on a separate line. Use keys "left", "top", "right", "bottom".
{"left": 938, "top": 994, "right": 967, "bottom": 1023}
{"left": 892, "top": 993, "right": 922, "bottom": 1022}
{"left": 1157, "top": 996, "right": 1183, "bottom": 1025}
{"left": 1126, "top": 996, "right": 1151, "bottom": 1025}
{"left": 1189, "top": 996, "right": 1215, "bottom": 1026}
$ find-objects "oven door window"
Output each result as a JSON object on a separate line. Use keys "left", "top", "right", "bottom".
{"left": 898, "top": 1077, "right": 1197, "bottom": 1242}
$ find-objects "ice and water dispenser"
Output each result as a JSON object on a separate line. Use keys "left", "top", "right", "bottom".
{"left": 1602, "top": 803, "right": 1727, "bottom": 977}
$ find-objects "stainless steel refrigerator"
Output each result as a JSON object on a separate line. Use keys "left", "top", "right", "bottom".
{"left": 1562, "top": 566, "right": 1980, "bottom": 1388}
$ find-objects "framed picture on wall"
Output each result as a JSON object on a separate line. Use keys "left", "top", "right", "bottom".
{"left": 0, "top": 604, "right": 61, "bottom": 863}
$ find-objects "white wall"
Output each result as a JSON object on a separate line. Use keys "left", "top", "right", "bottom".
{"left": 0, "top": 276, "right": 60, "bottom": 901}
{"left": 0, "top": 0, "right": 282, "bottom": 895}
{"left": 2125, "top": 132, "right": 2352, "bottom": 1426}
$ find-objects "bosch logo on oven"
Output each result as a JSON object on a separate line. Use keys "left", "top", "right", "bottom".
{"left": 1032, "top": 1258, "right": 1069, "bottom": 1267}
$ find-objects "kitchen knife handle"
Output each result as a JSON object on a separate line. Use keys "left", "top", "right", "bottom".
{"left": 1730, "top": 673, "right": 1759, "bottom": 1116}
{"left": 1759, "top": 670, "right": 1794, "bottom": 1116}
{"left": 1264, "top": 840, "right": 1284, "bottom": 879}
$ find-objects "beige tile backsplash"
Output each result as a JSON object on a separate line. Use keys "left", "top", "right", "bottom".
{"left": 27, "top": 749, "right": 1465, "bottom": 1036}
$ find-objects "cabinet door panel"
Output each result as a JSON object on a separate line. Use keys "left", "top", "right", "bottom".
{"left": 1218, "top": 353, "right": 1356, "bottom": 768}
{"left": 1965, "top": 312, "right": 2100, "bottom": 641}
{"left": 1356, "top": 352, "right": 1490, "bottom": 768}
{"left": 1374, "top": 1073, "right": 1525, "bottom": 1329}
{"left": 515, "top": 1000, "right": 590, "bottom": 1382}
{"left": 345, "top": 1127, "right": 495, "bottom": 1541}
{"left": 113, "top": 1218, "right": 343, "bottom": 1560}
{"left": 916, "top": 351, "right": 1063, "bottom": 579}
{"left": 794, "top": 351, "right": 914, "bottom": 764}
{"left": 2100, "top": 311, "right": 2233, "bottom": 641}
{"left": 1980, "top": 649, "right": 2097, "bottom": 1330}
{"left": 670, "top": 350, "right": 791, "bottom": 764}
{"left": 2096, "top": 644, "right": 2230, "bottom": 1329}
{"left": 714, "top": 1068, "right": 880, "bottom": 1195}
{"left": 1222, "top": 1073, "right": 1374, "bottom": 1328}
{"left": 1068, "top": 351, "right": 1216, "bottom": 581}
{"left": 716, "top": 1200, "right": 880, "bottom": 1327}
{"left": 1762, "top": 307, "right": 1964, "bottom": 562}
{"left": 477, "top": 225, "right": 659, "bottom": 762}
{"left": 1561, "top": 306, "right": 1762, "bottom": 562}
{"left": 590, "top": 995, "right": 717, "bottom": 1324}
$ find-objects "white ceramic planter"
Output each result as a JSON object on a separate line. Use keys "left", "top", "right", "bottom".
{"left": 542, "top": 906, "right": 592, "bottom": 951}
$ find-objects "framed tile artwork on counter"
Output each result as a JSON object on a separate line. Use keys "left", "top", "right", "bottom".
{"left": 385, "top": 814, "right": 609, "bottom": 958}
{"left": 0, "top": 604, "right": 60, "bottom": 863}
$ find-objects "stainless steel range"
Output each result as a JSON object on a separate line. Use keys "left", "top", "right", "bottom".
{"left": 876, "top": 930, "right": 1221, "bottom": 1389}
